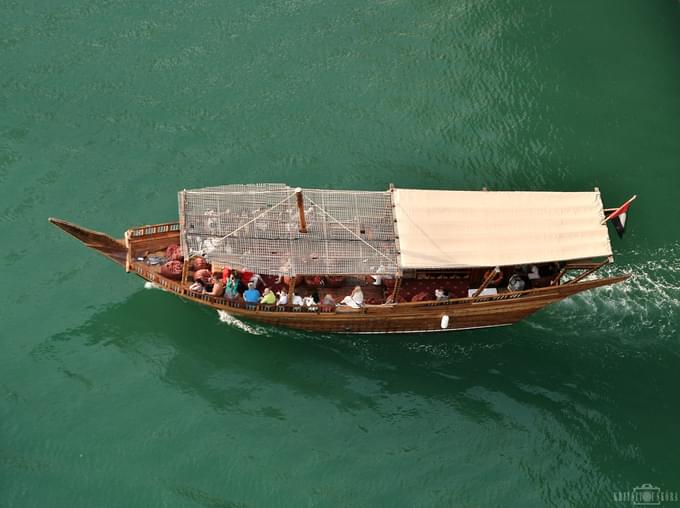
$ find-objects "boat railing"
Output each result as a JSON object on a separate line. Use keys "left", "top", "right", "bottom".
{"left": 134, "top": 262, "right": 572, "bottom": 314}
{"left": 391, "top": 286, "right": 553, "bottom": 309}
{"left": 137, "top": 268, "right": 184, "bottom": 293}
{"left": 130, "top": 222, "right": 181, "bottom": 239}
{"left": 133, "top": 263, "right": 336, "bottom": 313}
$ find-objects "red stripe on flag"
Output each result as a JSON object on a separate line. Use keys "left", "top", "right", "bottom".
{"left": 607, "top": 202, "right": 630, "bottom": 221}
{"left": 603, "top": 195, "right": 637, "bottom": 224}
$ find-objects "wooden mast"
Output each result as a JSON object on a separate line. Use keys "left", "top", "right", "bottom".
{"left": 295, "top": 187, "right": 307, "bottom": 233}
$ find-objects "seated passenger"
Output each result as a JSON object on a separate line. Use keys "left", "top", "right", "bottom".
{"left": 194, "top": 268, "right": 212, "bottom": 285}
{"left": 507, "top": 274, "right": 526, "bottom": 292}
{"left": 276, "top": 290, "right": 288, "bottom": 305}
{"left": 189, "top": 281, "right": 205, "bottom": 293}
{"left": 221, "top": 266, "right": 232, "bottom": 281}
{"left": 322, "top": 294, "right": 336, "bottom": 306}
{"left": 206, "top": 276, "right": 224, "bottom": 297}
{"left": 224, "top": 274, "right": 238, "bottom": 300}
{"left": 291, "top": 293, "right": 304, "bottom": 306}
{"left": 340, "top": 286, "right": 364, "bottom": 308}
{"left": 203, "top": 276, "right": 215, "bottom": 293}
{"left": 260, "top": 287, "right": 276, "bottom": 305}
{"left": 250, "top": 273, "right": 263, "bottom": 288}
{"left": 527, "top": 264, "right": 540, "bottom": 280}
{"left": 243, "top": 282, "right": 261, "bottom": 303}
{"left": 303, "top": 296, "right": 317, "bottom": 310}
{"left": 435, "top": 288, "right": 449, "bottom": 301}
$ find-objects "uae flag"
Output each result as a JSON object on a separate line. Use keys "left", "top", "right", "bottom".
{"left": 604, "top": 195, "right": 636, "bottom": 238}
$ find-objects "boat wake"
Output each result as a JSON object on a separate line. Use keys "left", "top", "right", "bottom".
{"left": 144, "top": 282, "right": 266, "bottom": 335}
{"left": 216, "top": 310, "right": 266, "bottom": 335}
{"left": 535, "top": 244, "right": 680, "bottom": 341}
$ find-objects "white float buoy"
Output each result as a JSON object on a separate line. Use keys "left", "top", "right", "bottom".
{"left": 440, "top": 315, "right": 449, "bottom": 329}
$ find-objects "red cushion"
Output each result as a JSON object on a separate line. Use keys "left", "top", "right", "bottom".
{"left": 161, "top": 260, "right": 182, "bottom": 280}
{"left": 411, "top": 291, "right": 430, "bottom": 302}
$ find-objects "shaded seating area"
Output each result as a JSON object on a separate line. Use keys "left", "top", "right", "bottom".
{"left": 385, "top": 277, "right": 469, "bottom": 303}
{"left": 259, "top": 275, "right": 386, "bottom": 305}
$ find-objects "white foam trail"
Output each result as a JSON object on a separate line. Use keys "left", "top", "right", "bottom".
{"left": 144, "top": 282, "right": 265, "bottom": 334}
{"left": 216, "top": 310, "right": 265, "bottom": 335}
{"left": 405, "top": 340, "right": 505, "bottom": 360}
{"left": 538, "top": 243, "right": 680, "bottom": 340}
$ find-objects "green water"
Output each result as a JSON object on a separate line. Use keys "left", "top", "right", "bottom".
{"left": 2, "top": 1, "right": 680, "bottom": 506}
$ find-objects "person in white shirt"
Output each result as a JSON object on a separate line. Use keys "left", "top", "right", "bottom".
{"left": 302, "top": 296, "right": 318, "bottom": 310}
{"left": 340, "top": 286, "right": 364, "bottom": 308}
{"left": 528, "top": 264, "right": 540, "bottom": 280}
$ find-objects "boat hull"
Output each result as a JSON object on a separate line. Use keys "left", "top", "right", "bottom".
{"left": 48, "top": 217, "right": 631, "bottom": 335}
{"left": 139, "top": 265, "right": 628, "bottom": 334}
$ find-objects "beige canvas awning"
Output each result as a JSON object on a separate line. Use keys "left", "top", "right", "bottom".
{"left": 392, "top": 188, "right": 613, "bottom": 269}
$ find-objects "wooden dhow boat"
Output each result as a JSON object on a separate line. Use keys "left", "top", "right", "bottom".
{"left": 49, "top": 184, "right": 635, "bottom": 334}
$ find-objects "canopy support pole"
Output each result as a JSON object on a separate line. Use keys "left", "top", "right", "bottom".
{"left": 389, "top": 276, "right": 401, "bottom": 303}
{"left": 181, "top": 258, "right": 190, "bottom": 287}
{"left": 295, "top": 188, "right": 307, "bottom": 233}
{"left": 124, "top": 229, "right": 132, "bottom": 273}
{"left": 564, "top": 260, "right": 609, "bottom": 285}
{"left": 550, "top": 266, "right": 568, "bottom": 286}
{"left": 472, "top": 266, "right": 500, "bottom": 297}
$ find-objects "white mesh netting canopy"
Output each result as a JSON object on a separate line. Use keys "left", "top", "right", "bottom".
{"left": 179, "top": 184, "right": 400, "bottom": 276}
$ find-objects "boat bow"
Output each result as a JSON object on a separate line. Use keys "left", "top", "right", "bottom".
{"left": 48, "top": 217, "right": 127, "bottom": 266}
